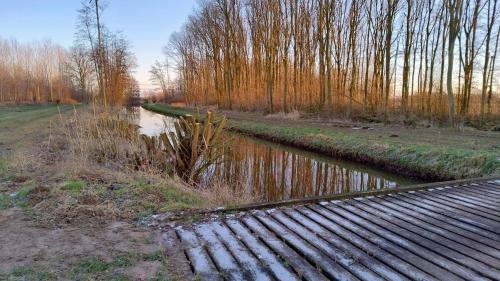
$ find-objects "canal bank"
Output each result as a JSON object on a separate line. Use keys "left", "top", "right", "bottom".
{"left": 142, "top": 103, "right": 500, "bottom": 181}
{"left": 133, "top": 106, "right": 420, "bottom": 203}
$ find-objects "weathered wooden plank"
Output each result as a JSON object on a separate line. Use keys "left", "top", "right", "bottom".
{"left": 324, "top": 202, "right": 493, "bottom": 280}
{"left": 447, "top": 187, "right": 500, "bottom": 203}
{"left": 410, "top": 191, "right": 500, "bottom": 224}
{"left": 398, "top": 192, "right": 500, "bottom": 234}
{"left": 303, "top": 204, "right": 455, "bottom": 280}
{"left": 481, "top": 182, "right": 500, "bottom": 191}
{"left": 242, "top": 215, "right": 330, "bottom": 281}
{"left": 194, "top": 224, "right": 246, "bottom": 280}
{"left": 470, "top": 185, "right": 500, "bottom": 198}
{"left": 461, "top": 190, "right": 500, "bottom": 204}
{"left": 167, "top": 180, "right": 500, "bottom": 280}
{"left": 368, "top": 195, "right": 500, "bottom": 252}
{"left": 209, "top": 221, "right": 274, "bottom": 281}
{"left": 267, "top": 210, "right": 385, "bottom": 281}
{"left": 225, "top": 219, "right": 299, "bottom": 281}
{"left": 456, "top": 183, "right": 500, "bottom": 196}
{"left": 175, "top": 227, "right": 222, "bottom": 280}
{"left": 420, "top": 188, "right": 500, "bottom": 214}
{"left": 282, "top": 208, "right": 410, "bottom": 281}
{"left": 432, "top": 190, "right": 500, "bottom": 215}
{"left": 484, "top": 181, "right": 500, "bottom": 187}
{"left": 254, "top": 211, "right": 360, "bottom": 281}
{"left": 386, "top": 193, "right": 500, "bottom": 241}
{"left": 341, "top": 199, "right": 500, "bottom": 268}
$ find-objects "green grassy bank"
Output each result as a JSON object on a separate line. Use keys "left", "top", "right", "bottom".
{"left": 0, "top": 104, "right": 76, "bottom": 127}
{"left": 142, "top": 103, "right": 500, "bottom": 181}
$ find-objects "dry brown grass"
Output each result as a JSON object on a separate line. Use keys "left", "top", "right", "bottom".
{"left": 196, "top": 180, "right": 258, "bottom": 207}
{"left": 63, "top": 106, "right": 144, "bottom": 167}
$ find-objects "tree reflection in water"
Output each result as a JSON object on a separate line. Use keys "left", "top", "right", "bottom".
{"left": 204, "top": 135, "right": 418, "bottom": 202}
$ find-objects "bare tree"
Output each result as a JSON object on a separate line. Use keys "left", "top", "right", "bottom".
{"left": 384, "top": 0, "right": 399, "bottom": 117}
{"left": 446, "top": 0, "right": 464, "bottom": 125}
{"left": 150, "top": 60, "right": 170, "bottom": 100}
{"left": 68, "top": 45, "right": 94, "bottom": 101}
{"left": 481, "top": 0, "right": 498, "bottom": 120}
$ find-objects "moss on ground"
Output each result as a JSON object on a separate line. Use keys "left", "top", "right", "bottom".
{"left": 143, "top": 103, "right": 500, "bottom": 180}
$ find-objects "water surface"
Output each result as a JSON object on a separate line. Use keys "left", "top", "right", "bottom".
{"left": 133, "top": 106, "right": 422, "bottom": 202}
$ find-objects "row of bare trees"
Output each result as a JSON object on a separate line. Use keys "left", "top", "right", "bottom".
{"left": 0, "top": 38, "right": 74, "bottom": 104}
{"left": 0, "top": 0, "right": 139, "bottom": 106}
{"left": 168, "top": 0, "right": 500, "bottom": 124}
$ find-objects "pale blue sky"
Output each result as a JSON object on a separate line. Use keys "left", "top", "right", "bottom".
{"left": 0, "top": 0, "right": 197, "bottom": 90}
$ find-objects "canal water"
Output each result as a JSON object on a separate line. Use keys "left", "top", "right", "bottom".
{"left": 133, "top": 107, "right": 422, "bottom": 202}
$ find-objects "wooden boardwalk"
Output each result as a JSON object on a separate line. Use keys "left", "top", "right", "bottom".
{"left": 162, "top": 178, "right": 500, "bottom": 280}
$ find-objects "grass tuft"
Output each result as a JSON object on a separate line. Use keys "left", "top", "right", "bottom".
{"left": 7, "top": 265, "right": 57, "bottom": 280}
{"left": 15, "top": 184, "right": 34, "bottom": 199}
{"left": 11, "top": 265, "right": 35, "bottom": 277}
{"left": 62, "top": 180, "right": 87, "bottom": 196}
{"left": 142, "top": 250, "right": 164, "bottom": 262}
{"left": 74, "top": 257, "right": 110, "bottom": 274}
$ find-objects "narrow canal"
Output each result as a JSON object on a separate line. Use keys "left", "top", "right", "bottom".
{"left": 133, "top": 106, "right": 422, "bottom": 202}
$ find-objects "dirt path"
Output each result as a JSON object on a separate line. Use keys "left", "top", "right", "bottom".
{"left": 0, "top": 208, "right": 167, "bottom": 281}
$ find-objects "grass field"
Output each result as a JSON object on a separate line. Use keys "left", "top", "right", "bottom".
{"left": 0, "top": 105, "right": 73, "bottom": 150}
{"left": 143, "top": 103, "right": 500, "bottom": 180}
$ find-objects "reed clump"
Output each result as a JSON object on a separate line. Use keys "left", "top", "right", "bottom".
{"left": 141, "top": 111, "right": 227, "bottom": 184}
{"left": 64, "top": 108, "right": 143, "bottom": 166}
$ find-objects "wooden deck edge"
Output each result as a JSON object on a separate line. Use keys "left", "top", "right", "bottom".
{"left": 204, "top": 176, "right": 500, "bottom": 214}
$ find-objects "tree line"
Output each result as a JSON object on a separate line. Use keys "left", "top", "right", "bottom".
{"left": 168, "top": 0, "right": 500, "bottom": 125}
{"left": 0, "top": 0, "right": 139, "bottom": 106}
{"left": 0, "top": 38, "right": 74, "bottom": 104}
